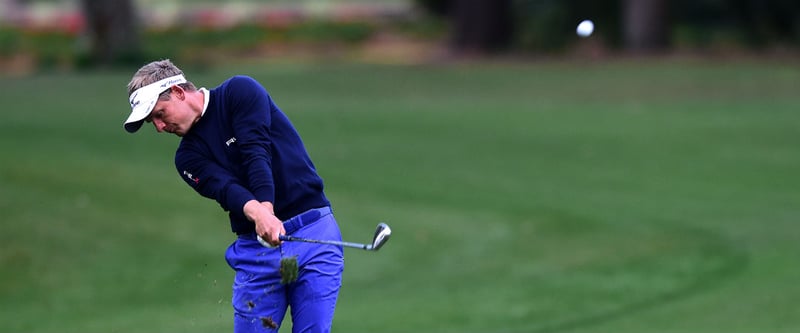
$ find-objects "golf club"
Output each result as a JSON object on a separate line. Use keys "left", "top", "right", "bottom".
{"left": 258, "top": 223, "right": 391, "bottom": 251}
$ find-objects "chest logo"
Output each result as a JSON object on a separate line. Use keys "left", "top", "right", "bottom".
{"left": 225, "top": 137, "right": 237, "bottom": 146}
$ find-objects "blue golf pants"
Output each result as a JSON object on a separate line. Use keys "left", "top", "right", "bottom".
{"left": 225, "top": 207, "right": 344, "bottom": 333}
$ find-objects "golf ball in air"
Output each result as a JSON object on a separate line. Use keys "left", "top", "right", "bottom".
{"left": 577, "top": 20, "right": 594, "bottom": 37}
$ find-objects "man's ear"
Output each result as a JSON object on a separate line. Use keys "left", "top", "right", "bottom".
{"left": 171, "top": 85, "right": 185, "bottom": 100}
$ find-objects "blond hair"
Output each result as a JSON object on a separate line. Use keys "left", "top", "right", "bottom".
{"left": 127, "top": 59, "right": 197, "bottom": 99}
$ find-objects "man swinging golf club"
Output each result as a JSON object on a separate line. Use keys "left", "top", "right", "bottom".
{"left": 123, "top": 59, "right": 344, "bottom": 333}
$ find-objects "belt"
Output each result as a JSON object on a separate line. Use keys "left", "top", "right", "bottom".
{"left": 237, "top": 206, "right": 331, "bottom": 236}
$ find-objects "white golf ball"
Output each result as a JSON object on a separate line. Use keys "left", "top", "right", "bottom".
{"left": 577, "top": 20, "right": 594, "bottom": 37}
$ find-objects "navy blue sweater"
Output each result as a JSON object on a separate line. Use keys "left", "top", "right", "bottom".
{"left": 175, "top": 75, "right": 329, "bottom": 234}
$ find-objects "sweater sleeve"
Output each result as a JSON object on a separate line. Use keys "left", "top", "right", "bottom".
{"left": 175, "top": 144, "right": 255, "bottom": 219}
{"left": 225, "top": 76, "right": 276, "bottom": 203}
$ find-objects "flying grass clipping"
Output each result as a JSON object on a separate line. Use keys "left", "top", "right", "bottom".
{"left": 280, "top": 255, "right": 299, "bottom": 284}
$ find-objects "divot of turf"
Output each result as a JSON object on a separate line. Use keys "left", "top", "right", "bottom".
{"left": 260, "top": 316, "right": 278, "bottom": 329}
{"left": 280, "top": 256, "right": 298, "bottom": 284}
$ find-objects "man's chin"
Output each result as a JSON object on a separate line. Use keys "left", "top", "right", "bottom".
{"left": 167, "top": 128, "right": 185, "bottom": 136}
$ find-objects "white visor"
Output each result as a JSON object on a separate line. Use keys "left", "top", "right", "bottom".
{"left": 124, "top": 74, "right": 187, "bottom": 133}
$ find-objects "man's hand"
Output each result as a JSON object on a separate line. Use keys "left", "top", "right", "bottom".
{"left": 243, "top": 200, "right": 285, "bottom": 246}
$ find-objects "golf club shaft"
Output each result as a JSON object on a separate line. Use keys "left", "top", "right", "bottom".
{"left": 279, "top": 234, "right": 370, "bottom": 250}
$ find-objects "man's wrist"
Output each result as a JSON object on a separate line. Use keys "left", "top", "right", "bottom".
{"left": 243, "top": 200, "right": 265, "bottom": 221}
{"left": 260, "top": 201, "right": 275, "bottom": 215}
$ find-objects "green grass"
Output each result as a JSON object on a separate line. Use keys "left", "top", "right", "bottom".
{"left": 1, "top": 59, "right": 799, "bottom": 332}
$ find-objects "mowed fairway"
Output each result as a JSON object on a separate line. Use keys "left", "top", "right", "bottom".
{"left": 1, "top": 59, "right": 798, "bottom": 332}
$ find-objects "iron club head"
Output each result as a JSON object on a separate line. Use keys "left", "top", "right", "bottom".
{"left": 369, "top": 223, "right": 391, "bottom": 251}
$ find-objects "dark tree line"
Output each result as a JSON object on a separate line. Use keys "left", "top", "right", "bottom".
{"left": 417, "top": 0, "right": 800, "bottom": 54}
{"left": 80, "top": 0, "right": 140, "bottom": 66}
{"left": 78, "top": 0, "right": 800, "bottom": 66}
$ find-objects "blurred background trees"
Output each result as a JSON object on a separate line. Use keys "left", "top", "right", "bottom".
{"left": 448, "top": 0, "right": 514, "bottom": 54}
{"left": 0, "top": 0, "right": 799, "bottom": 70}
{"left": 622, "top": 0, "right": 669, "bottom": 52}
{"left": 80, "top": 0, "right": 141, "bottom": 66}
{"left": 417, "top": 0, "right": 800, "bottom": 53}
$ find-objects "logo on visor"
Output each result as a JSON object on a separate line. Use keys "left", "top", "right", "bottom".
{"left": 129, "top": 92, "right": 140, "bottom": 108}
{"left": 161, "top": 78, "right": 184, "bottom": 88}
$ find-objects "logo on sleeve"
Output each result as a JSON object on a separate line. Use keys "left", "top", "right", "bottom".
{"left": 225, "top": 137, "right": 237, "bottom": 146}
{"left": 183, "top": 170, "right": 200, "bottom": 184}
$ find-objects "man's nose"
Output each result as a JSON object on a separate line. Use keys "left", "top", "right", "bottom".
{"left": 153, "top": 119, "right": 166, "bottom": 132}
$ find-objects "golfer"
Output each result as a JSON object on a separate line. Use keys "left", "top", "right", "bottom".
{"left": 123, "top": 59, "right": 344, "bottom": 333}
